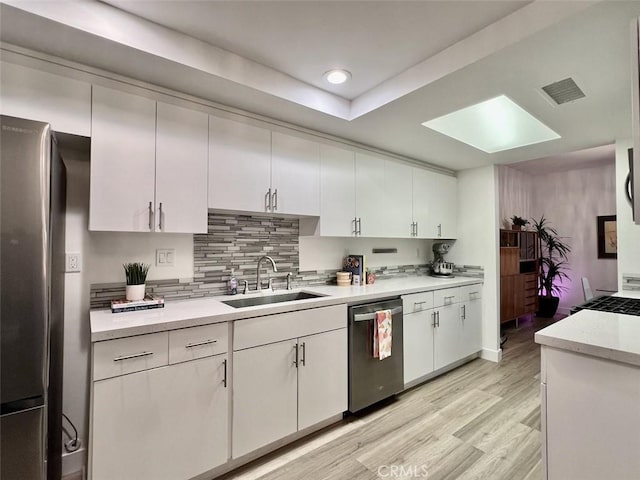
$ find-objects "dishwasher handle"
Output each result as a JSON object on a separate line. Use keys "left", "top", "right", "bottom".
{"left": 353, "top": 306, "right": 403, "bottom": 322}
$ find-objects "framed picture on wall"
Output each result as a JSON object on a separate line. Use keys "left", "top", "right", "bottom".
{"left": 597, "top": 215, "right": 617, "bottom": 259}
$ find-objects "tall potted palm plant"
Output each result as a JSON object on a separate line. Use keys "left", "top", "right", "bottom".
{"left": 532, "top": 216, "right": 571, "bottom": 317}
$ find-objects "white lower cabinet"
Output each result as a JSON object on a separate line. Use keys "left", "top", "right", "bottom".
{"left": 433, "top": 303, "right": 462, "bottom": 371}
{"left": 90, "top": 324, "right": 229, "bottom": 480}
{"left": 403, "top": 284, "right": 483, "bottom": 386}
{"left": 403, "top": 308, "right": 435, "bottom": 384}
{"left": 232, "top": 339, "right": 299, "bottom": 458}
{"left": 541, "top": 347, "right": 640, "bottom": 479}
{"left": 298, "top": 329, "right": 348, "bottom": 430}
{"left": 232, "top": 304, "right": 347, "bottom": 459}
{"left": 91, "top": 355, "right": 228, "bottom": 480}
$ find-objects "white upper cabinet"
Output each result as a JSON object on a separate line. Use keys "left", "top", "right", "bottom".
{"left": 0, "top": 61, "right": 91, "bottom": 136}
{"left": 271, "top": 131, "right": 320, "bottom": 216}
{"left": 355, "top": 153, "right": 386, "bottom": 237}
{"left": 412, "top": 167, "right": 458, "bottom": 239}
{"left": 384, "top": 160, "right": 414, "bottom": 238}
{"left": 90, "top": 85, "right": 156, "bottom": 232}
{"left": 90, "top": 86, "right": 209, "bottom": 232}
{"left": 318, "top": 144, "right": 356, "bottom": 236}
{"left": 156, "top": 102, "right": 208, "bottom": 233}
{"left": 208, "top": 119, "right": 320, "bottom": 216}
{"left": 208, "top": 116, "right": 271, "bottom": 213}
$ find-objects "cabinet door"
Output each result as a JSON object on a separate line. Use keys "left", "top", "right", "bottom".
{"left": 156, "top": 102, "right": 208, "bottom": 233}
{"left": 319, "top": 144, "right": 356, "bottom": 236}
{"left": 90, "top": 86, "right": 156, "bottom": 231}
{"left": 434, "top": 174, "right": 458, "bottom": 238}
{"left": 461, "top": 300, "right": 482, "bottom": 358}
{"left": 232, "top": 340, "right": 298, "bottom": 458}
{"left": 412, "top": 167, "right": 433, "bottom": 239}
{"left": 92, "top": 355, "right": 228, "bottom": 480}
{"left": 208, "top": 116, "right": 271, "bottom": 213}
{"left": 0, "top": 61, "right": 91, "bottom": 136}
{"left": 384, "top": 160, "right": 414, "bottom": 238}
{"left": 403, "top": 310, "right": 435, "bottom": 385}
{"left": 298, "top": 329, "right": 347, "bottom": 430}
{"left": 355, "top": 153, "right": 386, "bottom": 237}
{"left": 271, "top": 132, "right": 320, "bottom": 216}
{"left": 415, "top": 170, "right": 458, "bottom": 239}
{"left": 433, "top": 303, "right": 463, "bottom": 370}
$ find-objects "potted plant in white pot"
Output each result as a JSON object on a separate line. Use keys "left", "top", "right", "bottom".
{"left": 123, "top": 262, "right": 150, "bottom": 301}
{"left": 532, "top": 216, "right": 571, "bottom": 317}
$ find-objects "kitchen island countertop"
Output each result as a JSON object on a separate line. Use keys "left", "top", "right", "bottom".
{"left": 535, "top": 290, "right": 640, "bottom": 367}
{"left": 90, "top": 275, "right": 483, "bottom": 342}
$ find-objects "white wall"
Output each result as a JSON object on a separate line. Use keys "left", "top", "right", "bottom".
{"left": 61, "top": 152, "right": 91, "bottom": 474}
{"left": 447, "top": 165, "right": 501, "bottom": 362}
{"left": 498, "top": 165, "right": 533, "bottom": 229}
{"left": 88, "top": 232, "right": 193, "bottom": 284}
{"left": 615, "top": 139, "right": 640, "bottom": 285}
{"left": 531, "top": 162, "right": 617, "bottom": 314}
{"left": 299, "top": 236, "right": 432, "bottom": 271}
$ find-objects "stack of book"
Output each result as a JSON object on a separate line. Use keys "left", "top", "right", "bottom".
{"left": 111, "top": 294, "right": 165, "bottom": 314}
{"left": 343, "top": 254, "right": 367, "bottom": 285}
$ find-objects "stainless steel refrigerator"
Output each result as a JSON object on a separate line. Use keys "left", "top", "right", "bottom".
{"left": 1, "top": 115, "right": 66, "bottom": 480}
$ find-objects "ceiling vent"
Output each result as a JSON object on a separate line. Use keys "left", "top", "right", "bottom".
{"left": 541, "top": 77, "right": 585, "bottom": 105}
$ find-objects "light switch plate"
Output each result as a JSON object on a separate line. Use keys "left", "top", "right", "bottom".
{"left": 156, "top": 248, "right": 175, "bottom": 267}
{"left": 65, "top": 253, "right": 81, "bottom": 272}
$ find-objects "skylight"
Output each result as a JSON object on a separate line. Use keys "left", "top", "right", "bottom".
{"left": 422, "top": 95, "right": 560, "bottom": 153}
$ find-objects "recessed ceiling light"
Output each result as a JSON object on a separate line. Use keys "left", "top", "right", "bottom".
{"left": 324, "top": 69, "right": 351, "bottom": 85}
{"left": 421, "top": 95, "right": 560, "bottom": 154}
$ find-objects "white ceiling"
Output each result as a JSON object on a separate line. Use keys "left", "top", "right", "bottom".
{"left": 1, "top": 0, "right": 639, "bottom": 171}
{"left": 509, "top": 143, "right": 615, "bottom": 175}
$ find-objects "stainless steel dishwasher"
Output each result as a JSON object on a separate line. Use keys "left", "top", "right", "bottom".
{"left": 348, "top": 297, "right": 404, "bottom": 412}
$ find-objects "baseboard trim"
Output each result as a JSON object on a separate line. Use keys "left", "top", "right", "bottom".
{"left": 62, "top": 447, "right": 86, "bottom": 478}
{"left": 481, "top": 348, "right": 502, "bottom": 363}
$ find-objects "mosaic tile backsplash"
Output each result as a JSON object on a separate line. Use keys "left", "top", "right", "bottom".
{"left": 90, "top": 213, "right": 482, "bottom": 309}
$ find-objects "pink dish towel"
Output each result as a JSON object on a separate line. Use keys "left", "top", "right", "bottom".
{"left": 373, "top": 310, "right": 392, "bottom": 360}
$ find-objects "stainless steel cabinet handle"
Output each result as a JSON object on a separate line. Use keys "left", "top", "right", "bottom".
{"left": 158, "top": 202, "right": 163, "bottom": 230}
{"left": 353, "top": 217, "right": 358, "bottom": 235}
{"left": 432, "top": 311, "right": 437, "bottom": 328}
{"left": 185, "top": 339, "right": 217, "bottom": 349}
{"left": 461, "top": 304, "right": 466, "bottom": 320}
{"left": 415, "top": 222, "right": 418, "bottom": 237}
{"left": 353, "top": 306, "right": 403, "bottom": 322}
{"left": 272, "top": 188, "right": 278, "bottom": 211}
{"left": 357, "top": 217, "right": 362, "bottom": 235}
{"left": 222, "top": 359, "right": 228, "bottom": 388}
{"left": 114, "top": 351, "right": 153, "bottom": 362}
{"left": 293, "top": 344, "right": 299, "bottom": 367}
{"left": 300, "top": 342, "right": 306, "bottom": 366}
{"left": 265, "top": 188, "right": 272, "bottom": 211}
{"left": 148, "top": 202, "right": 153, "bottom": 230}
{"left": 438, "top": 223, "right": 442, "bottom": 237}
{"left": 436, "top": 311, "right": 440, "bottom": 327}
{"left": 414, "top": 301, "right": 427, "bottom": 306}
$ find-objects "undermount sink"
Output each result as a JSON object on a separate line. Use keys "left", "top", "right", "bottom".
{"left": 221, "top": 291, "right": 325, "bottom": 309}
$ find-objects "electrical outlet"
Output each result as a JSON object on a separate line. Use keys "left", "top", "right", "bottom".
{"left": 65, "top": 253, "right": 81, "bottom": 273}
{"left": 156, "top": 248, "right": 175, "bottom": 267}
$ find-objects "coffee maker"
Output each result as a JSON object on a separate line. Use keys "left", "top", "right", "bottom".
{"left": 431, "top": 242, "right": 454, "bottom": 277}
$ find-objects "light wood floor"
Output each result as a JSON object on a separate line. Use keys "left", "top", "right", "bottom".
{"left": 221, "top": 315, "right": 555, "bottom": 480}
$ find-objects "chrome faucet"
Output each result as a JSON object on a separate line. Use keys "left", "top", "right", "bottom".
{"left": 256, "top": 255, "right": 278, "bottom": 291}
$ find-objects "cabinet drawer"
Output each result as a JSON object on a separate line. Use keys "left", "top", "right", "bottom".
{"left": 93, "top": 332, "right": 168, "bottom": 381}
{"left": 169, "top": 322, "right": 228, "bottom": 364}
{"left": 434, "top": 287, "right": 460, "bottom": 307}
{"left": 402, "top": 291, "right": 434, "bottom": 313}
{"left": 234, "top": 304, "right": 347, "bottom": 351}
{"left": 459, "top": 284, "right": 483, "bottom": 302}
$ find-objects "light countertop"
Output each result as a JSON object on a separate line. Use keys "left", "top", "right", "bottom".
{"left": 535, "top": 290, "right": 640, "bottom": 367}
{"left": 90, "top": 276, "right": 482, "bottom": 342}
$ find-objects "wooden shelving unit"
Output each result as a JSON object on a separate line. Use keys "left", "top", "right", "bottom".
{"left": 500, "top": 229, "right": 540, "bottom": 324}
